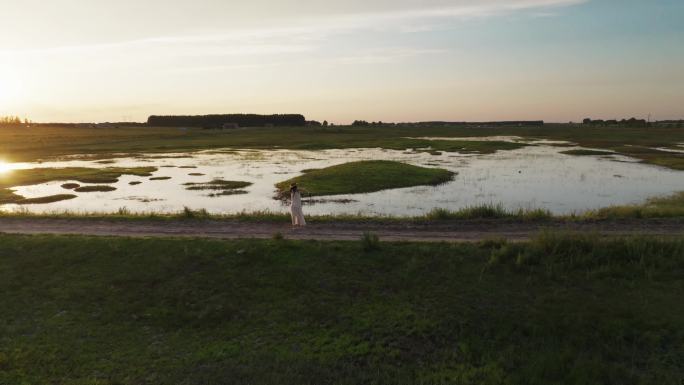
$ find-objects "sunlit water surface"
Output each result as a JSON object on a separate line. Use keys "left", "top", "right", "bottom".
{"left": 2, "top": 144, "right": 684, "bottom": 216}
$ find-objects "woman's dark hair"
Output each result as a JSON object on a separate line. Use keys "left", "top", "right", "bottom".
{"left": 290, "top": 183, "right": 298, "bottom": 193}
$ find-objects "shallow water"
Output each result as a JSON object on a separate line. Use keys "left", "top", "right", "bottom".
{"left": 2, "top": 144, "right": 684, "bottom": 216}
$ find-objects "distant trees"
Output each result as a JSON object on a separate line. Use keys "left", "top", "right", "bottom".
{"left": 147, "top": 114, "right": 307, "bottom": 128}
{"left": 0, "top": 116, "right": 31, "bottom": 126}
{"left": 583, "top": 118, "right": 647, "bottom": 127}
{"left": 351, "top": 120, "right": 389, "bottom": 127}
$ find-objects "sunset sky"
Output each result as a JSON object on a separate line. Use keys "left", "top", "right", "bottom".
{"left": 1, "top": 0, "right": 682, "bottom": 124}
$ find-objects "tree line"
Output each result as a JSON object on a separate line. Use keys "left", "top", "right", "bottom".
{"left": 0, "top": 116, "right": 31, "bottom": 126}
{"left": 147, "top": 114, "right": 307, "bottom": 128}
{"left": 583, "top": 117, "right": 648, "bottom": 127}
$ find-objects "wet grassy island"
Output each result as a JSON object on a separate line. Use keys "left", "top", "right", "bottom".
{"left": 276, "top": 160, "right": 454, "bottom": 197}
{"left": 0, "top": 167, "right": 157, "bottom": 204}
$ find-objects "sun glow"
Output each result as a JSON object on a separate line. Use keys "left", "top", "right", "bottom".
{"left": 0, "top": 161, "right": 14, "bottom": 174}
{"left": 0, "top": 63, "right": 24, "bottom": 109}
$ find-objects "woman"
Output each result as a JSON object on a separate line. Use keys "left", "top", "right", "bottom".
{"left": 289, "top": 183, "right": 306, "bottom": 226}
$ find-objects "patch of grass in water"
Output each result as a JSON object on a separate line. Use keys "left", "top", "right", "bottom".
{"left": 207, "top": 190, "right": 249, "bottom": 197}
{"left": 150, "top": 176, "right": 172, "bottom": 181}
{"left": 61, "top": 183, "right": 80, "bottom": 190}
{"left": 184, "top": 179, "right": 252, "bottom": 191}
{"left": 561, "top": 149, "right": 615, "bottom": 156}
{"left": 0, "top": 189, "right": 23, "bottom": 204}
{"left": 17, "top": 194, "right": 77, "bottom": 204}
{"left": 276, "top": 160, "right": 454, "bottom": 197}
{"left": 74, "top": 185, "right": 117, "bottom": 193}
{"left": 0, "top": 167, "right": 156, "bottom": 189}
{"left": 184, "top": 179, "right": 253, "bottom": 197}
{"left": 129, "top": 181, "right": 142, "bottom": 186}
{"left": 0, "top": 189, "right": 77, "bottom": 205}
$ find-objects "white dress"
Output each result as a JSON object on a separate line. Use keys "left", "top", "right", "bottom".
{"left": 290, "top": 191, "right": 306, "bottom": 226}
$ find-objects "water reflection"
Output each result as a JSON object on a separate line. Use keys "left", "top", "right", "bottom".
{"left": 2, "top": 145, "right": 684, "bottom": 216}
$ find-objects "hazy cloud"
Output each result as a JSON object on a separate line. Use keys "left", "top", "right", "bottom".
{"left": 1, "top": 0, "right": 588, "bottom": 57}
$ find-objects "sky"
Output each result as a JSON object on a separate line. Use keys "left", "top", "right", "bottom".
{"left": 0, "top": 0, "right": 682, "bottom": 124}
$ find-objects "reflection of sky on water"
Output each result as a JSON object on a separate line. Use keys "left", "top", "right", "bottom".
{"left": 3, "top": 145, "right": 684, "bottom": 216}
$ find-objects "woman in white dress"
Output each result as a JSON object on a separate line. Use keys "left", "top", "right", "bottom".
{"left": 290, "top": 183, "right": 306, "bottom": 226}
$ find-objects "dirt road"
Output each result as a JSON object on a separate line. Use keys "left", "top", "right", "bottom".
{"left": 1, "top": 217, "right": 683, "bottom": 242}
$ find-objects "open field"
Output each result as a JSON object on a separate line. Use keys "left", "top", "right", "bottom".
{"left": 0, "top": 233, "right": 682, "bottom": 384}
{"left": 2, "top": 124, "right": 684, "bottom": 170}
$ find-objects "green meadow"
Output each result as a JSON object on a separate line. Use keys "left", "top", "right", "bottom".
{"left": 0, "top": 233, "right": 682, "bottom": 384}
{"left": 3, "top": 123, "right": 684, "bottom": 170}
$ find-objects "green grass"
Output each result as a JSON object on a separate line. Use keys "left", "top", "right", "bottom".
{"left": 0, "top": 189, "right": 77, "bottom": 205}
{"left": 0, "top": 188, "right": 24, "bottom": 204}
{"left": 276, "top": 160, "right": 454, "bottom": 197}
{"left": 184, "top": 179, "right": 253, "bottom": 191}
{"left": 0, "top": 125, "right": 530, "bottom": 163}
{"left": 74, "top": 185, "right": 118, "bottom": 193}
{"left": 560, "top": 149, "right": 616, "bottom": 156}
{"left": 183, "top": 179, "right": 253, "bottom": 197}
{"left": 3, "top": 123, "right": 684, "bottom": 169}
{"left": 0, "top": 167, "right": 157, "bottom": 189}
{"left": 14, "top": 194, "right": 77, "bottom": 204}
{"left": 590, "top": 191, "right": 684, "bottom": 219}
{"left": 424, "top": 204, "right": 553, "bottom": 221}
{"left": 0, "top": 233, "right": 682, "bottom": 384}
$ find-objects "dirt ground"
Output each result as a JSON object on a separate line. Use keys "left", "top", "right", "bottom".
{"left": 1, "top": 217, "right": 683, "bottom": 242}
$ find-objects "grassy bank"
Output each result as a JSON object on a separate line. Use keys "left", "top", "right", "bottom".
{"left": 275, "top": 160, "right": 454, "bottom": 197}
{"left": 590, "top": 191, "right": 684, "bottom": 219}
{"left": 0, "top": 233, "right": 682, "bottom": 384}
{"left": 1, "top": 196, "right": 684, "bottom": 223}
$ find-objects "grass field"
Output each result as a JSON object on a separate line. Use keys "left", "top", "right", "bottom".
{"left": 2, "top": 124, "right": 684, "bottom": 170}
{"left": 0, "top": 125, "right": 528, "bottom": 163}
{"left": 0, "top": 233, "right": 682, "bottom": 384}
{"left": 276, "top": 160, "right": 454, "bottom": 197}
